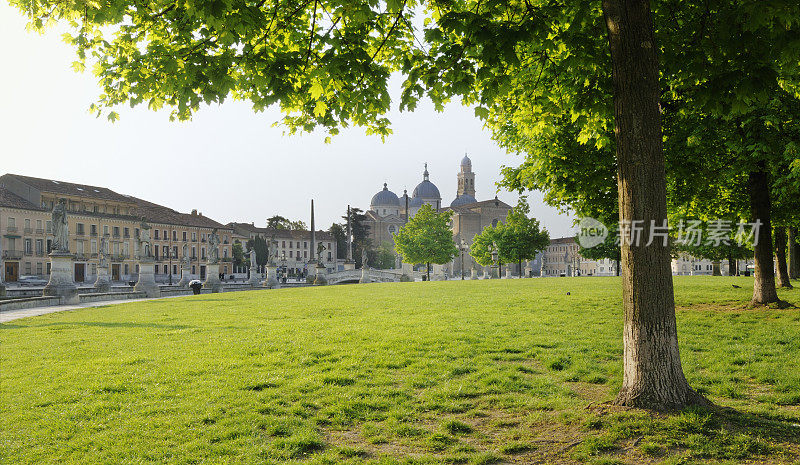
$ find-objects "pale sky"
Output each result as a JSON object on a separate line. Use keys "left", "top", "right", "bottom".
{"left": 0, "top": 4, "right": 574, "bottom": 237}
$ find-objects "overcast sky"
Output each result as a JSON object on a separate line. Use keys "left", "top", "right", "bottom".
{"left": 0, "top": 4, "right": 574, "bottom": 238}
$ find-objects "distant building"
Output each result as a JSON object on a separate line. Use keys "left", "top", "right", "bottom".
{"left": 541, "top": 237, "right": 618, "bottom": 277}
{"left": 363, "top": 155, "right": 513, "bottom": 272}
{"left": 227, "top": 222, "right": 338, "bottom": 275}
{"left": 0, "top": 173, "right": 232, "bottom": 283}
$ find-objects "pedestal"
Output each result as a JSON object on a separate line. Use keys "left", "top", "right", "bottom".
{"left": 203, "top": 263, "right": 221, "bottom": 293}
{"left": 134, "top": 259, "right": 161, "bottom": 298}
{"left": 400, "top": 263, "right": 413, "bottom": 282}
{"left": 471, "top": 268, "right": 478, "bottom": 280}
{"left": 306, "top": 261, "right": 317, "bottom": 283}
{"left": 43, "top": 253, "right": 79, "bottom": 304}
{"left": 359, "top": 267, "right": 370, "bottom": 283}
{"left": 431, "top": 264, "right": 447, "bottom": 281}
{"left": 247, "top": 265, "right": 260, "bottom": 286}
{"left": 490, "top": 265, "right": 500, "bottom": 279}
{"left": 343, "top": 260, "right": 356, "bottom": 271}
{"left": 263, "top": 265, "right": 279, "bottom": 289}
{"left": 94, "top": 266, "right": 111, "bottom": 292}
{"left": 524, "top": 264, "right": 532, "bottom": 278}
{"left": 314, "top": 264, "right": 328, "bottom": 285}
{"left": 177, "top": 265, "right": 191, "bottom": 287}
{"left": 505, "top": 266, "right": 513, "bottom": 279}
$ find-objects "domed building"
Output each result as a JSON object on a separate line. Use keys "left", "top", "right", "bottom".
{"left": 370, "top": 183, "right": 401, "bottom": 217}
{"left": 363, "top": 156, "right": 513, "bottom": 273}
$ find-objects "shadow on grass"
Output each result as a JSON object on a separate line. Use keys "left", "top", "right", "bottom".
{"left": 30, "top": 321, "right": 195, "bottom": 330}
{"left": 714, "top": 405, "right": 800, "bottom": 444}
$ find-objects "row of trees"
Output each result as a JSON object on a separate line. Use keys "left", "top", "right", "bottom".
{"left": 22, "top": 0, "right": 799, "bottom": 410}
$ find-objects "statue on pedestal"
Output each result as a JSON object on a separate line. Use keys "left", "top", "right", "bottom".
{"left": 99, "top": 235, "right": 109, "bottom": 269}
{"left": 249, "top": 248, "right": 257, "bottom": 268}
{"left": 316, "top": 242, "right": 326, "bottom": 262}
{"left": 182, "top": 243, "right": 190, "bottom": 266}
{"left": 51, "top": 199, "right": 69, "bottom": 254}
{"left": 137, "top": 219, "right": 152, "bottom": 259}
{"left": 361, "top": 248, "right": 368, "bottom": 269}
{"left": 208, "top": 229, "right": 220, "bottom": 264}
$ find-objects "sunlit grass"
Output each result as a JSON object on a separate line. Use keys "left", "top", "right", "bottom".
{"left": 1, "top": 276, "right": 798, "bottom": 463}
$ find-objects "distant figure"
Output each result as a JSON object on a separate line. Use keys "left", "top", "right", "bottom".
{"left": 361, "top": 248, "right": 368, "bottom": 269}
{"left": 317, "top": 242, "right": 326, "bottom": 262}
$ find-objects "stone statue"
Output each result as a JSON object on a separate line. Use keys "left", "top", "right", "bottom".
{"left": 182, "top": 243, "right": 190, "bottom": 265}
{"left": 51, "top": 199, "right": 69, "bottom": 253}
{"left": 208, "top": 229, "right": 220, "bottom": 264}
{"left": 316, "top": 242, "right": 326, "bottom": 262}
{"left": 138, "top": 219, "right": 152, "bottom": 259}
{"left": 266, "top": 236, "right": 277, "bottom": 264}
{"left": 361, "top": 248, "right": 368, "bottom": 268}
{"left": 395, "top": 253, "right": 401, "bottom": 270}
{"left": 99, "top": 235, "right": 109, "bottom": 269}
{"left": 249, "top": 248, "right": 257, "bottom": 268}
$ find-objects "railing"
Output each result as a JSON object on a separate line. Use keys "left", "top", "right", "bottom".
{"left": 90, "top": 231, "right": 98, "bottom": 237}
{"left": 36, "top": 228, "right": 44, "bottom": 234}
{"left": 35, "top": 251, "right": 45, "bottom": 257}
{"left": 75, "top": 253, "right": 88, "bottom": 261}
{"left": 111, "top": 254, "right": 128, "bottom": 261}
{"left": 6, "top": 226, "right": 17, "bottom": 233}
{"left": 3, "top": 250, "right": 23, "bottom": 259}
{"left": 76, "top": 230, "right": 85, "bottom": 236}
{"left": 113, "top": 233, "right": 120, "bottom": 238}
{"left": 24, "top": 249, "right": 33, "bottom": 256}
{"left": 24, "top": 227, "right": 33, "bottom": 234}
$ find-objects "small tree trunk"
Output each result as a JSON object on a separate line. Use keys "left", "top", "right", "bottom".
{"left": 727, "top": 254, "right": 736, "bottom": 277}
{"left": 712, "top": 261, "right": 721, "bottom": 276}
{"left": 775, "top": 227, "right": 792, "bottom": 289}
{"left": 789, "top": 227, "right": 799, "bottom": 280}
{"left": 616, "top": 258, "right": 621, "bottom": 276}
{"left": 602, "top": 0, "right": 705, "bottom": 410}
{"left": 748, "top": 167, "right": 780, "bottom": 304}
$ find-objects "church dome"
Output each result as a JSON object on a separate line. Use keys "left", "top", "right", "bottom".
{"left": 371, "top": 183, "right": 401, "bottom": 207}
{"left": 450, "top": 194, "right": 477, "bottom": 207}
{"left": 408, "top": 196, "right": 423, "bottom": 207}
{"left": 412, "top": 163, "right": 441, "bottom": 200}
{"left": 460, "top": 154, "right": 472, "bottom": 168}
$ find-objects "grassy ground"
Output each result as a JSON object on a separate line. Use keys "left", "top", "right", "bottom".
{"left": 1, "top": 276, "right": 798, "bottom": 464}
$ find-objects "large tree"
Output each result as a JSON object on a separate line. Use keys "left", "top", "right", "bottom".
{"left": 17, "top": 0, "right": 800, "bottom": 409}
{"left": 394, "top": 205, "right": 457, "bottom": 281}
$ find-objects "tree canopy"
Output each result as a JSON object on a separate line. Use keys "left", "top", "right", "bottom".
{"left": 393, "top": 205, "right": 457, "bottom": 280}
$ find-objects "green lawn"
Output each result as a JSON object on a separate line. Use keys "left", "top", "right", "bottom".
{"left": 1, "top": 277, "right": 799, "bottom": 464}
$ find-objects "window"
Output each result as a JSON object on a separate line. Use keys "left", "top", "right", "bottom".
{"left": 7, "top": 217, "right": 15, "bottom": 228}
{"left": 303, "top": 251, "right": 307, "bottom": 258}
{"left": 192, "top": 232, "right": 197, "bottom": 241}
{"left": 90, "top": 224, "right": 97, "bottom": 236}
{"left": 182, "top": 232, "right": 187, "bottom": 241}
{"left": 36, "top": 262, "right": 43, "bottom": 275}
{"left": 163, "top": 265, "right": 168, "bottom": 274}
{"left": 173, "top": 265, "right": 178, "bottom": 275}
{"left": 173, "top": 246, "right": 178, "bottom": 257}
{"left": 154, "top": 230, "right": 160, "bottom": 240}
{"left": 304, "top": 241, "right": 307, "bottom": 248}
{"left": 289, "top": 251, "right": 293, "bottom": 258}
{"left": 76, "top": 223, "right": 85, "bottom": 235}
{"left": 124, "top": 227, "right": 130, "bottom": 238}
{"left": 124, "top": 264, "right": 129, "bottom": 275}
{"left": 154, "top": 245, "right": 160, "bottom": 260}
{"left": 192, "top": 266, "right": 196, "bottom": 274}
{"left": 36, "top": 239, "right": 44, "bottom": 255}
{"left": 91, "top": 240, "right": 97, "bottom": 253}
{"left": 25, "top": 239, "right": 32, "bottom": 254}
{"left": 201, "top": 248, "right": 206, "bottom": 259}
{"left": 282, "top": 241, "right": 286, "bottom": 247}
{"left": 113, "top": 226, "right": 120, "bottom": 237}
{"left": 104, "top": 225, "right": 109, "bottom": 235}
{"left": 172, "top": 230, "right": 177, "bottom": 241}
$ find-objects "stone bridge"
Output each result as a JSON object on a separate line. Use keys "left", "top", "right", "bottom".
{"left": 324, "top": 268, "right": 423, "bottom": 285}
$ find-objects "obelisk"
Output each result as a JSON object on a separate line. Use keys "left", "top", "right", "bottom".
{"left": 344, "top": 205, "right": 355, "bottom": 270}
{"left": 307, "top": 199, "right": 317, "bottom": 283}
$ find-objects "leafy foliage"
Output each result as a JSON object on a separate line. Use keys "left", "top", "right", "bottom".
{"left": 394, "top": 205, "right": 457, "bottom": 271}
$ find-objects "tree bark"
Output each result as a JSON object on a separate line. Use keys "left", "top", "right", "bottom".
{"left": 748, "top": 168, "right": 780, "bottom": 304}
{"left": 775, "top": 227, "right": 792, "bottom": 289}
{"left": 727, "top": 254, "right": 737, "bottom": 277}
{"left": 789, "top": 227, "right": 799, "bottom": 280}
{"left": 711, "top": 261, "right": 721, "bottom": 276}
{"left": 602, "top": 0, "right": 705, "bottom": 410}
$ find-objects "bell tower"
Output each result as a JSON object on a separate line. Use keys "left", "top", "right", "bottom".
{"left": 457, "top": 153, "right": 476, "bottom": 197}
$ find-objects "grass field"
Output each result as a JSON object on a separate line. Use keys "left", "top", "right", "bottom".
{"left": 1, "top": 276, "right": 799, "bottom": 464}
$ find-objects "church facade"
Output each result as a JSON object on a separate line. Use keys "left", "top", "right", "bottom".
{"left": 364, "top": 155, "right": 512, "bottom": 272}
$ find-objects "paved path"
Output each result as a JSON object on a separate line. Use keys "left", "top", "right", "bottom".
{"left": 0, "top": 295, "right": 187, "bottom": 324}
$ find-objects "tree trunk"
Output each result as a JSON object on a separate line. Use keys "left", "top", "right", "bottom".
{"left": 616, "top": 258, "right": 621, "bottom": 276}
{"left": 602, "top": 0, "right": 705, "bottom": 410}
{"left": 775, "top": 227, "right": 792, "bottom": 289}
{"left": 789, "top": 227, "right": 799, "bottom": 280}
{"left": 748, "top": 167, "right": 780, "bottom": 304}
{"left": 711, "top": 261, "right": 721, "bottom": 276}
{"left": 727, "top": 254, "right": 736, "bottom": 277}
{"left": 426, "top": 262, "right": 430, "bottom": 281}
